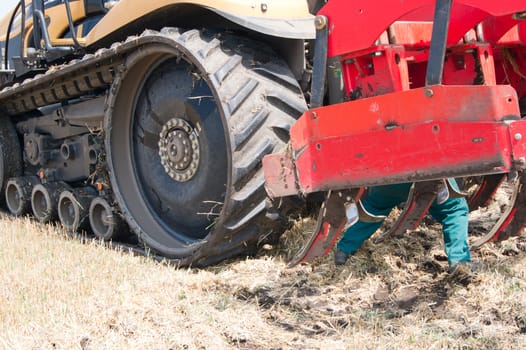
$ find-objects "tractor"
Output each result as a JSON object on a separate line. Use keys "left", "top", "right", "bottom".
{"left": 0, "top": 0, "right": 525, "bottom": 266}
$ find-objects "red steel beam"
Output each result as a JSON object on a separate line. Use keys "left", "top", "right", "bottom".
{"left": 263, "top": 85, "right": 526, "bottom": 197}
{"left": 319, "top": 0, "right": 526, "bottom": 57}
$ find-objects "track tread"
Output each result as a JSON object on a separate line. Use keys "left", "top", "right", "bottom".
{"left": 226, "top": 78, "right": 259, "bottom": 115}
{"left": 108, "top": 28, "right": 307, "bottom": 265}
{"left": 232, "top": 108, "right": 270, "bottom": 151}
{"left": 0, "top": 117, "right": 23, "bottom": 207}
{"left": 233, "top": 136, "right": 275, "bottom": 184}
{"left": 198, "top": 38, "right": 221, "bottom": 59}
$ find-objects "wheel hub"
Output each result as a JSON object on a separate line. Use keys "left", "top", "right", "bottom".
{"left": 158, "top": 118, "right": 200, "bottom": 182}
{"left": 25, "top": 136, "right": 40, "bottom": 166}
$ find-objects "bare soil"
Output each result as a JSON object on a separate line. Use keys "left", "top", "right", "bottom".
{"left": 0, "top": 188, "right": 525, "bottom": 349}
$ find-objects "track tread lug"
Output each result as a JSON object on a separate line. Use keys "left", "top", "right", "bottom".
{"left": 212, "top": 55, "right": 242, "bottom": 86}
{"left": 232, "top": 108, "right": 270, "bottom": 150}
{"left": 198, "top": 38, "right": 221, "bottom": 59}
{"left": 225, "top": 200, "right": 267, "bottom": 230}
{"left": 233, "top": 137, "right": 274, "bottom": 183}
{"left": 227, "top": 78, "right": 259, "bottom": 115}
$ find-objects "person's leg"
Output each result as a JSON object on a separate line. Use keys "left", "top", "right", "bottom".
{"left": 428, "top": 179, "right": 471, "bottom": 265}
{"left": 337, "top": 183, "right": 412, "bottom": 255}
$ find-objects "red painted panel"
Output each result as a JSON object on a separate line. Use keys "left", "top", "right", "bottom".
{"left": 290, "top": 85, "right": 519, "bottom": 150}
{"left": 263, "top": 86, "right": 526, "bottom": 197}
{"left": 318, "top": 0, "right": 526, "bottom": 57}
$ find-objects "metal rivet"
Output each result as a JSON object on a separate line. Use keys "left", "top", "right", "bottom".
{"left": 515, "top": 133, "right": 523, "bottom": 141}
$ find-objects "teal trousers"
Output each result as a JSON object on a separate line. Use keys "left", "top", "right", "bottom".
{"left": 336, "top": 181, "right": 471, "bottom": 265}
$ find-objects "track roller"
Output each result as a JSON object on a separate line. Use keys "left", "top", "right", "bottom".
{"left": 89, "top": 197, "right": 128, "bottom": 241}
{"left": 58, "top": 187, "right": 96, "bottom": 232}
{"left": 5, "top": 176, "right": 39, "bottom": 216}
{"left": 31, "top": 182, "right": 70, "bottom": 223}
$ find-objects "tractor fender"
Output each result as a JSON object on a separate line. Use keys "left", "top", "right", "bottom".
{"left": 206, "top": 8, "right": 315, "bottom": 39}
{"left": 85, "top": 0, "right": 315, "bottom": 45}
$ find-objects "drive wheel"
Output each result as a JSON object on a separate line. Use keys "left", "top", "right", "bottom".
{"left": 0, "top": 117, "right": 22, "bottom": 208}
{"left": 106, "top": 29, "right": 307, "bottom": 266}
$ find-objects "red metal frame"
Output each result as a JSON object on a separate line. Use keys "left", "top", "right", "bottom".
{"left": 318, "top": 0, "right": 526, "bottom": 57}
{"left": 264, "top": 85, "right": 526, "bottom": 196}
{"left": 263, "top": 0, "right": 526, "bottom": 197}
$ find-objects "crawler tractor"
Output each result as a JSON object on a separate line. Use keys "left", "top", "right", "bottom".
{"left": 0, "top": 0, "right": 525, "bottom": 267}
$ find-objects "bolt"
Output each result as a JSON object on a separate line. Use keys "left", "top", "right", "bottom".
{"left": 314, "top": 15, "right": 327, "bottom": 30}
{"left": 515, "top": 133, "right": 523, "bottom": 141}
{"left": 424, "top": 88, "right": 434, "bottom": 97}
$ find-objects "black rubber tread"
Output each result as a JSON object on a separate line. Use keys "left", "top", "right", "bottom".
{"left": 0, "top": 117, "right": 23, "bottom": 208}
{"left": 0, "top": 34, "right": 153, "bottom": 116}
{"left": 105, "top": 28, "right": 307, "bottom": 266}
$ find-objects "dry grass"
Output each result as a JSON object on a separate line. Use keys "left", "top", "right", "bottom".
{"left": 1, "top": 198, "right": 526, "bottom": 349}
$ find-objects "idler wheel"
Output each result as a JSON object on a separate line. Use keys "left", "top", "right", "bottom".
{"left": 5, "top": 177, "right": 39, "bottom": 216}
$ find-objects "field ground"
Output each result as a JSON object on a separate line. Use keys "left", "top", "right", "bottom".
{"left": 1, "top": 196, "right": 526, "bottom": 349}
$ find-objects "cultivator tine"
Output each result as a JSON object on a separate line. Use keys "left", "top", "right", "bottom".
{"left": 468, "top": 174, "right": 506, "bottom": 211}
{"left": 374, "top": 181, "right": 443, "bottom": 243}
{"left": 472, "top": 172, "right": 526, "bottom": 248}
{"left": 288, "top": 189, "right": 359, "bottom": 267}
{"left": 356, "top": 199, "right": 386, "bottom": 223}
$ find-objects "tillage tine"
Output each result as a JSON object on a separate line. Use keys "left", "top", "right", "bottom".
{"left": 468, "top": 174, "right": 506, "bottom": 211}
{"left": 374, "top": 181, "right": 442, "bottom": 244}
{"left": 287, "top": 189, "right": 359, "bottom": 267}
{"left": 472, "top": 173, "right": 526, "bottom": 248}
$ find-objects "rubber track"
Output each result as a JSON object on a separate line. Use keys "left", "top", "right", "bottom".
{"left": 110, "top": 28, "right": 307, "bottom": 266}
{"left": 0, "top": 29, "right": 307, "bottom": 266}
{"left": 0, "top": 117, "right": 23, "bottom": 206}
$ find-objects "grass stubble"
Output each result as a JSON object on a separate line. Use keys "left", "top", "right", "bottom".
{"left": 0, "top": 192, "right": 525, "bottom": 349}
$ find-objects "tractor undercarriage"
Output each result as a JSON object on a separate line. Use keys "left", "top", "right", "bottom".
{"left": 1, "top": 0, "right": 526, "bottom": 267}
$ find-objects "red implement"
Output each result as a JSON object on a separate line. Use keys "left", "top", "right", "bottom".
{"left": 264, "top": 85, "right": 526, "bottom": 197}
{"left": 264, "top": 0, "right": 526, "bottom": 262}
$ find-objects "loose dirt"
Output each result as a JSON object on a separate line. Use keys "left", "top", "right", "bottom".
{"left": 0, "top": 185, "right": 525, "bottom": 349}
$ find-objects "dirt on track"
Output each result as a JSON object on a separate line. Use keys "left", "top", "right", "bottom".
{"left": 0, "top": 188, "right": 526, "bottom": 349}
